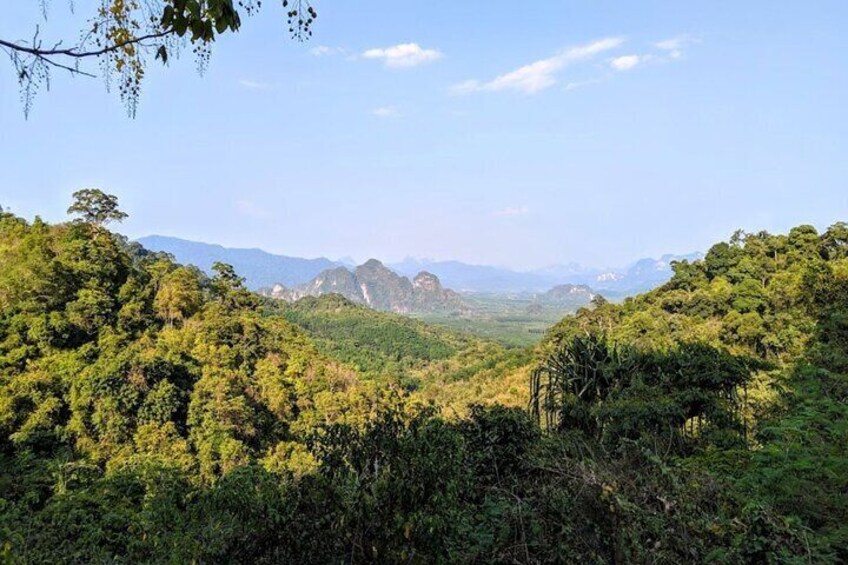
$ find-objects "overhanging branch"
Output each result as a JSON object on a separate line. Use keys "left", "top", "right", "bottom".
{"left": 0, "top": 29, "right": 176, "bottom": 61}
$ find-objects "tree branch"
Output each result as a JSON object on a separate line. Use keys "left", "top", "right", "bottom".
{"left": 33, "top": 54, "right": 98, "bottom": 78}
{"left": 0, "top": 29, "right": 175, "bottom": 61}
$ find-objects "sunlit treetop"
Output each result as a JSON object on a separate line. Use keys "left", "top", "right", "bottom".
{"left": 67, "top": 188, "right": 128, "bottom": 226}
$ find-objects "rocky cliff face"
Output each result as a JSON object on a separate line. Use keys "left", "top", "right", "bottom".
{"left": 264, "top": 260, "right": 467, "bottom": 314}
{"left": 541, "top": 284, "right": 595, "bottom": 304}
{"left": 533, "top": 284, "right": 596, "bottom": 311}
{"left": 354, "top": 259, "right": 415, "bottom": 312}
{"left": 412, "top": 271, "right": 465, "bottom": 312}
{"left": 275, "top": 267, "right": 363, "bottom": 303}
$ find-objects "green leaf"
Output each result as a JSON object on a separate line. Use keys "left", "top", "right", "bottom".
{"left": 155, "top": 45, "right": 168, "bottom": 64}
{"left": 173, "top": 17, "right": 188, "bottom": 36}
{"left": 161, "top": 5, "right": 175, "bottom": 26}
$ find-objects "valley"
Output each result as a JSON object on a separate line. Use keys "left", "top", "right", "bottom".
{"left": 413, "top": 289, "right": 595, "bottom": 347}
{"left": 138, "top": 235, "right": 693, "bottom": 346}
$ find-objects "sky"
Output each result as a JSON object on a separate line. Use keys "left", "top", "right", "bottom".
{"left": 1, "top": 1, "right": 847, "bottom": 270}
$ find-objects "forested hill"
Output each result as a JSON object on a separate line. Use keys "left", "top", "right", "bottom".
{"left": 545, "top": 224, "right": 848, "bottom": 361}
{"left": 2, "top": 201, "right": 847, "bottom": 563}
{"left": 534, "top": 222, "right": 848, "bottom": 559}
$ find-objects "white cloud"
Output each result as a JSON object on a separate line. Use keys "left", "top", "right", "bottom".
{"left": 452, "top": 37, "right": 624, "bottom": 95}
{"left": 362, "top": 43, "right": 442, "bottom": 68}
{"left": 239, "top": 79, "right": 270, "bottom": 90}
{"left": 656, "top": 40, "right": 680, "bottom": 51}
{"left": 236, "top": 200, "right": 271, "bottom": 219}
{"left": 493, "top": 206, "right": 529, "bottom": 217}
{"left": 450, "top": 80, "right": 484, "bottom": 96}
{"left": 655, "top": 36, "right": 686, "bottom": 50}
{"left": 610, "top": 54, "right": 641, "bottom": 71}
{"left": 310, "top": 45, "right": 346, "bottom": 57}
{"left": 371, "top": 106, "right": 401, "bottom": 118}
{"left": 654, "top": 35, "right": 700, "bottom": 60}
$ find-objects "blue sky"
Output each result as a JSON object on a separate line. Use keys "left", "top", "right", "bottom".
{"left": 2, "top": 1, "right": 847, "bottom": 269}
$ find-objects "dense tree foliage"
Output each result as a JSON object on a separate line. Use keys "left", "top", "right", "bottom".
{"left": 1, "top": 203, "right": 846, "bottom": 562}
{"left": 546, "top": 225, "right": 848, "bottom": 361}
{"left": 538, "top": 223, "right": 848, "bottom": 560}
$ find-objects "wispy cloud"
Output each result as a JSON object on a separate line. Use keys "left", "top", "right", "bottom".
{"left": 362, "top": 43, "right": 442, "bottom": 68}
{"left": 654, "top": 34, "right": 700, "bottom": 60}
{"left": 452, "top": 37, "right": 624, "bottom": 95}
{"left": 371, "top": 106, "right": 401, "bottom": 118}
{"left": 608, "top": 34, "right": 700, "bottom": 72}
{"left": 655, "top": 38, "right": 685, "bottom": 51}
{"left": 564, "top": 77, "right": 605, "bottom": 91}
{"left": 567, "top": 35, "right": 701, "bottom": 90}
{"left": 239, "top": 79, "right": 270, "bottom": 90}
{"left": 493, "top": 206, "right": 529, "bottom": 217}
{"left": 236, "top": 200, "right": 271, "bottom": 219}
{"left": 310, "top": 45, "right": 346, "bottom": 57}
{"left": 610, "top": 54, "right": 642, "bottom": 71}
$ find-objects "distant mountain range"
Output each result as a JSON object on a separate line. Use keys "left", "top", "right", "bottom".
{"left": 391, "top": 253, "right": 703, "bottom": 296}
{"left": 549, "top": 253, "right": 705, "bottom": 297}
{"left": 390, "top": 258, "right": 553, "bottom": 294}
{"left": 136, "top": 236, "right": 340, "bottom": 289}
{"left": 263, "top": 259, "right": 466, "bottom": 314}
{"left": 137, "top": 235, "right": 700, "bottom": 298}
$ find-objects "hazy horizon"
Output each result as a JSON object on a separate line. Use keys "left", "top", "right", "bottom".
{"left": 136, "top": 232, "right": 704, "bottom": 273}
{"left": 3, "top": 1, "right": 847, "bottom": 270}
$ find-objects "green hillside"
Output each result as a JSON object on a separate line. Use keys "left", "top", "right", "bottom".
{"left": 536, "top": 223, "right": 848, "bottom": 558}
{"left": 280, "top": 294, "right": 465, "bottom": 376}
{"left": 544, "top": 225, "right": 843, "bottom": 360}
